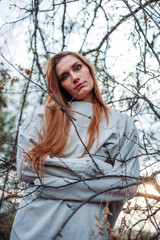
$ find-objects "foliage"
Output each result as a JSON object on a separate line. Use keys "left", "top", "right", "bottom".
{"left": 0, "top": 63, "right": 17, "bottom": 167}
{"left": 0, "top": 0, "right": 160, "bottom": 239}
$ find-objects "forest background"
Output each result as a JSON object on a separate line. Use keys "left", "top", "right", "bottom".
{"left": 0, "top": 0, "right": 160, "bottom": 239}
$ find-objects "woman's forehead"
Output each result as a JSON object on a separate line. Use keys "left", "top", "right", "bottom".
{"left": 55, "top": 55, "right": 82, "bottom": 75}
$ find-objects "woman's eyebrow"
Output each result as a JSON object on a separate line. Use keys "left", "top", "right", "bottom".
{"left": 58, "top": 61, "right": 81, "bottom": 78}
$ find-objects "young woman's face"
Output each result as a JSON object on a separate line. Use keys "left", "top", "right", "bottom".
{"left": 56, "top": 55, "right": 94, "bottom": 102}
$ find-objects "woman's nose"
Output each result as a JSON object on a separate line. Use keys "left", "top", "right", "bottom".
{"left": 71, "top": 72, "right": 79, "bottom": 83}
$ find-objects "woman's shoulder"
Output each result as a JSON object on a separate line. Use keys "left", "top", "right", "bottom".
{"left": 20, "top": 105, "right": 45, "bottom": 130}
{"left": 107, "top": 110, "right": 136, "bottom": 132}
{"left": 108, "top": 110, "right": 129, "bottom": 121}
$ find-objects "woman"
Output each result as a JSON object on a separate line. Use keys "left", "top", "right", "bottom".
{"left": 10, "top": 51, "right": 139, "bottom": 240}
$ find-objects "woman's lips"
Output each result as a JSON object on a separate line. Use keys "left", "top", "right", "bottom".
{"left": 75, "top": 83, "right": 84, "bottom": 90}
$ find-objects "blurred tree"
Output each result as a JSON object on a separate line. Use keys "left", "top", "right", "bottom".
{"left": 0, "top": 0, "right": 160, "bottom": 239}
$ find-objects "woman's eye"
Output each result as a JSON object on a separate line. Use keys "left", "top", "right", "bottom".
{"left": 61, "top": 75, "right": 68, "bottom": 81}
{"left": 75, "top": 65, "right": 81, "bottom": 71}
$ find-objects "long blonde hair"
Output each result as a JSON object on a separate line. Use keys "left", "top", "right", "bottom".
{"left": 24, "top": 51, "right": 110, "bottom": 174}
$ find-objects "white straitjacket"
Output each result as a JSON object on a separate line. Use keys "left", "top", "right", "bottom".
{"left": 10, "top": 101, "right": 139, "bottom": 240}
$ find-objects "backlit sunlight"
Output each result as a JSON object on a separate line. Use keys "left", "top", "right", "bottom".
{"left": 145, "top": 184, "right": 159, "bottom": 196}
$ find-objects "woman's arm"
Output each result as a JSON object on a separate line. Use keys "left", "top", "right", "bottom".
{"left": 16, "top": 109, "right": 44, "bottom": 183}
{"left": 18, "top": 110, "right": 139, "bottom": 203}
{"left": 34, "top": 116, "right": 139, "bottom": 203}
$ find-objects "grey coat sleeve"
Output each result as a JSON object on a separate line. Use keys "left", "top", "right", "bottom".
{"left": 17, "top": 110, "right": 139, "bottom": 203}
{"left": 16, "top": 111, "right": 43, "bottom": 183}
{"left": 34, "top": 115, "right": 139, "bottom": 203}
